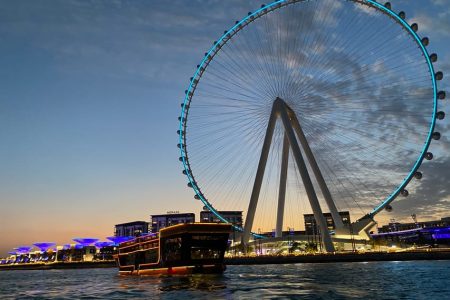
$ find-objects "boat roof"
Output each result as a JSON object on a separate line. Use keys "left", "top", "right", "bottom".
{"left": 159, "top": 223, "right": 232, "bottom": 238}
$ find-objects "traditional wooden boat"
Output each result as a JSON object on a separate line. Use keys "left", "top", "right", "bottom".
{"left": 116, "top": 223, "right": 232, "bottom": 275}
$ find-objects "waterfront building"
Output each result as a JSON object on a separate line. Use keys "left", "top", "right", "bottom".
{"left": 151, "top": 212, "right": 195, "bottom": 233}
{"left": 30, "top": 243, "right": 57, "bottom": 262}
{"left": 10, "top": 246, "right": 34, "bottom": 264}
{"left": 55, "top": 244, "right": 98, "bottom": 262}
{"left": 94, "top": 241, "right": 115, "bottom": 261}
{"left": 114, "top": 221, "right": 149, "bottom": 237}
{"left": 304, "top": 211, "right": 351, "bottom": 235}
{"left": 200, "top": 209, "right": 243, "bottom": 227}
{"left": 72, "top": 238, "right": 99, "bottom": 262}
{"left": 372, "top": 217, "right": 450, "bottom": 247}
{"left": 4, "top": 239, "right": 117, "bottom": 265}
{"left": 378, "top": 216, "right": 450, "bottom": 233}
{"left": 200, "top": 209, "right": 243, "bottom": 243}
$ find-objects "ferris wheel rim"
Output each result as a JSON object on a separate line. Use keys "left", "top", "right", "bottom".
{"left": 178, "top": 0, "right": 439, "bottom": 232}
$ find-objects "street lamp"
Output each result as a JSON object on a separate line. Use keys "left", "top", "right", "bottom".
{"left": 258, "top": 228, "right": 262, "bottom": 255}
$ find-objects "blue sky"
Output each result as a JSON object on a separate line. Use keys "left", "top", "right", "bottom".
{"left": 0, "top": 0, "right": 448, "bottom": 256}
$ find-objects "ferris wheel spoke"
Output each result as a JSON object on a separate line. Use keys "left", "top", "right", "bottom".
{"left": 205, "top": 58, "right": 274, "bottom": 100}
{"left": 302, "top": 121, "right": 393, "bottom": 205}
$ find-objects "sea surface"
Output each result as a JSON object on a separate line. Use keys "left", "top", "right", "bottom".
{"left": 0, "top": 261, "right": 449, "bottom": 299}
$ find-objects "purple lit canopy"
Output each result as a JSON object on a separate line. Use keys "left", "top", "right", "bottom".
{"left": 94, "top": 241, "right": 114, "bottom": 248}
{"left": 14, "top": 246, "right": 33, "bottom": 254}
{"left": 73, "top": 238, "right": 99, "bottom": 246}
{"left": 33, "top": 242, "right": 56, "bottom": 252}
{"left": 433, "top": 233, "right": 450, "bottom": 239}
{"left": 430, "top": 227, "right": 450, "bottom": 239}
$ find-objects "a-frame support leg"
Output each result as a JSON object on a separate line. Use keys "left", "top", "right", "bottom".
{"left": 288, "top": 111, "right": 345, "bottom": 231}
{"left": 242, "top": 103, "right": 278, "bottom": 246}
{"left": 276, "top": 132, "right": 289, "bottom": 238}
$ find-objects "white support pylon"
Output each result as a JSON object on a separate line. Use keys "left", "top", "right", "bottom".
{"left": 276, "top": 132, "right": 289, "bottom": 238}
{"left": 242, "top": 102, "right": 278, "bottom": 246}
{"left": 242, "top": 97, "right": 336, "bottom": 253}
{"left": 288, "top": 109, "right": 345, "bottom": 231}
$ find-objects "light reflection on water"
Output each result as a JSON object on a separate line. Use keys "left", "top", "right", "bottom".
{"left": 0, "top": 261, "right": 449, "bottom": 299}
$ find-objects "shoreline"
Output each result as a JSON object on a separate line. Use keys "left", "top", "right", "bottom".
{"left": 0, "top": 261, "right": 116, "bottom": 271}
{"left": 1, "top": 251, "right": 450, "bottom": 271}
{"left": 225, "top": 250, "right": 450, "bottom": 265}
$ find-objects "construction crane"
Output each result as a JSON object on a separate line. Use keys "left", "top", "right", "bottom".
{"left": 411, "top": 214, "right": 420, "bottom": 228}
{"left": 389, "top": 218, "right": 397, "bottom": 232}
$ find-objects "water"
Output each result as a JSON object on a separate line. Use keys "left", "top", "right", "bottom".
{"left": 1, "top": 261, "right": 449, "bottom": 299}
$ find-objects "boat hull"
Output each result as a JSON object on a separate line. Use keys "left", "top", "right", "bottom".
{"left": 119, "top": 264, "right": 226, "bottom": 276}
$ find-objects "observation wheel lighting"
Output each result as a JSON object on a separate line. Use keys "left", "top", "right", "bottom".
{"left": 178, "top": 0, "right": 445, "bottom": 243}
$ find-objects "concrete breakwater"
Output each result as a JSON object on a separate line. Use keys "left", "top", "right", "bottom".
{"left": 0, "top": 260, "right": 116, "bottom": 271}
{"left": 225, "top": 250, "right": 450, "bottom": 265}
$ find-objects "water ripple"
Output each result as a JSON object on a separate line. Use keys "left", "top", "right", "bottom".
{"left": 0, "top": 261, "right": 449, "bottom": 299}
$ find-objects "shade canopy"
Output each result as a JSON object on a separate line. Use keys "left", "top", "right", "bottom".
{"left": 72, "top": 238, "right": 99, "bottom": 246}
{"left": 33, "top": 242, "right": 56, "bottom": 252}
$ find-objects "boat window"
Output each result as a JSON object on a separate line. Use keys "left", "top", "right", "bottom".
{"left": 191, "top": 247, "right": 221, "bottom": 260}
{"left": 163, "top": 238, "right": 182, "bottom": 262}
{"left": 143, "top": 249, "right": 158, "bottom": 264}
{"left": 191, "top": 235, "right": 224, "bottom": 241}
{"left": 119, "top": 253, "right": 135, "bottom": 266}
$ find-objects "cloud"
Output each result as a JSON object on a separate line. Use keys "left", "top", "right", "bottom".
{"left": 392, "top": 156, "right": 450, "bottom": 221}
{"left": 409, "top": 6, "right": 450, "bottom": 37}
{"left": 431, "top": 0, "right": 448, "bottom": 5}
{"left": 0, "top": 1, "right": 261, "bottom": 83}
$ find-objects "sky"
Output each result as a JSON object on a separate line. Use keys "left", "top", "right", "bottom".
{"left": 0, "top": 0, "right": 449, "bottom": 256}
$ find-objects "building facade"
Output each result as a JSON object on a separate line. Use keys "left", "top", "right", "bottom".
{"left": 114, "top": 221, "right": 149, "bottom": 237}
{"left": 151, "top": 212, "right": 195, "bottom": 233}
{"left": 373, "top": 217, "right": 450, "bottom": 246}
{"left": 200, "top": 210, "right": 243, "bottom": 227}
{"left": 378, "top": 216, "right": 450, "bottom": 233}
{"left": 304, "top": 211, "right": 351, "bottom": 235}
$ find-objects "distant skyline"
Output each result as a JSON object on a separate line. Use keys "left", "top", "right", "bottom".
{"left": 0, "top": 0, "right": 449, "bottom": 256}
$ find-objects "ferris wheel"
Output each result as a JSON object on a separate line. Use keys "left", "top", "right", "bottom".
{"left": 178, "top": 0, "right": 445, "bottom": 252}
